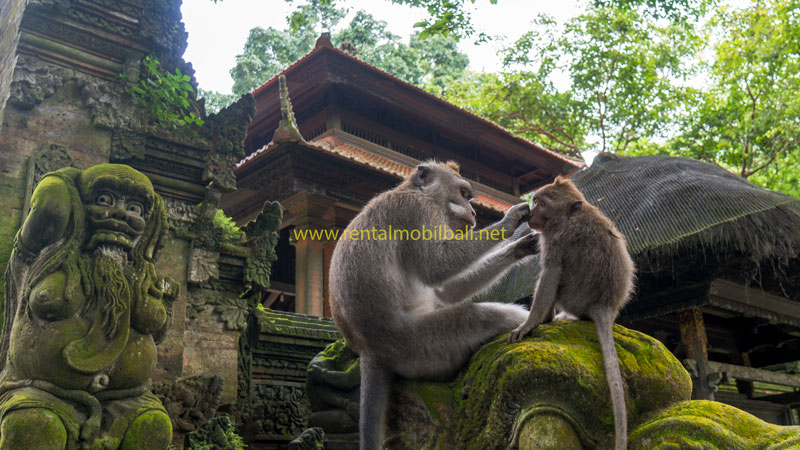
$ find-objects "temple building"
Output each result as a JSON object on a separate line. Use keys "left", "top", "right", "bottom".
{"left": 220, "top": 35, "right": 582, "bottom": 317}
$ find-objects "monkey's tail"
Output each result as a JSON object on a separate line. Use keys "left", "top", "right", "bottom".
{"left": 359, "top": 357, "right": 392, "bottom": 450}
{"left": 594, "top": 318, "right": 628, "bottom": 450}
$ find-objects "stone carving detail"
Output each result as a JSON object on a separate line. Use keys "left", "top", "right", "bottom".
{"left": 79, "top": 78, "right": 140, "bottom": 129}
{"left": 187, "top": 289, "right": 249, "bottom": 332}
{"left": 254, "top": 384, "right": 312, "bottom": 436}
{"left": 140, "top": 0, "right": 188, "bottom": 59}
{"left": 163, "top": 197, "right": 199, "bottom": 239}
{"left": 243, "top": 201, "right": 283, "bottom": 292}
{"left": 184, "top": 415, "right": 244, "bottom": 450}
{"left": 234, "top": 309, "right": 341, "bottom": 441}
{"left": 9, "top": 55, "right": 71, "bottom": 109}
{"left": 1, "top": 164, "right": 175, "bottom": 449}
{"left": 189, "top": 247, "right": 219, "bottom": 284}
{"left": 111, "top": 130, "right": 147, "bottom": 161}
{"left": 151, "top": 375, "right": 223, "bottom": 434}
{"left": 203, "top": 94, "right": 256, "bottom": 192}
{"left": 22, "top": 143, "right": 74, "bottom": 217}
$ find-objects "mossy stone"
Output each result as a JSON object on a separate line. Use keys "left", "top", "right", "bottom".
{"left": 629, "top": 400, "right": 800, "bottom": 449}
{"left": 388, "top": 320, "right": 692, "bottom": 449}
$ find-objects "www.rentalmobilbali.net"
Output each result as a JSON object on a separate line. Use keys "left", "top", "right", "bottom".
{"left": 292, "top": 225, "right": 509, "bottom": 242}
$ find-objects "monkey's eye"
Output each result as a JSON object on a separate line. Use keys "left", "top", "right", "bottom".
{"left": 531, "top": 198, "right": 538, "bottom": 206}
{"left": 460, "top": 188, "right": 471, "bottom": 200}
{"left": 96, "top": 193, "right": 114, "bottom": 206}
{"left": 539, "top": 200, "right": 547, "bottom": 208}
{"left": 126, "top": 202, "right": 143, "bottom": 217}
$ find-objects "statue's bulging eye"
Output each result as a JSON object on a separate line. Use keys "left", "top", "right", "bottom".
{"left": 96, "top": 193, "right": 114, "bottom": 206}
{"left": 127, "top": 202, "right": 143, "bottom": 217}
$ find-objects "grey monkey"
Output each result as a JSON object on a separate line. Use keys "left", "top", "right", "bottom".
{"left": 329, "top": 161, "right": 536, "bottom": 450}
{"left": 509, "top": 176, "right": 635, "bottom": 450}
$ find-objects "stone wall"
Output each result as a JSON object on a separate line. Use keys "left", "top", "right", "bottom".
{"left": 0, "top": 0, "right": 26, "bottom": 127}
{"left": 0, "top": 0, "right": 268, "bottom": 404}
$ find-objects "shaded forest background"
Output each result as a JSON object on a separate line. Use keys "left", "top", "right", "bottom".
{"left": 200, "top": 0, "right": 800, "bottom": 198}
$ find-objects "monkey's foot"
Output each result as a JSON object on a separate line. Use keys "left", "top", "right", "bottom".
{"left": 509, "top": 320, "right": 538, "bottom": 343}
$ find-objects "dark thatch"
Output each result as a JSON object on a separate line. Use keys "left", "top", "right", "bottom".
{"left": 572, "top": 154, "right": 800, "bottom": 267}
{"left": 479, "top": 154, "right": 800, "bottom": 305}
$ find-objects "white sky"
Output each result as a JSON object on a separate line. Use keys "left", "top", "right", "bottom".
{"left": 181, "top": 0, "right": 585, "bottom": 95}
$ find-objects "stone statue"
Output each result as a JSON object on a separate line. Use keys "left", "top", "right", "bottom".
{"left": 306, "top": 340, "right": 361, "bottom": 434}
{"left": 1, "top": 164, "right": 175, "bottom": 449}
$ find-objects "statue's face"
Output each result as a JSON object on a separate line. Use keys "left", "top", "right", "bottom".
{"left": 79, "top": 165, "right": 155, "bottom": 255}
{"left": 85, "top": 188, "right": 148, "bottom": 253}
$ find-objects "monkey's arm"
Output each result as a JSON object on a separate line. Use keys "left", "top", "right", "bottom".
{"left": 413, "top": 203, "right": 531, "bottom": 284}
{"left": 434, "top": 234, "right": 536, "bottom": 304}
{"left": 482, "top": 202, "right": 530, "bottom": 236}
{"left": 508, "top": 262, "right": 562, "bottom": 342}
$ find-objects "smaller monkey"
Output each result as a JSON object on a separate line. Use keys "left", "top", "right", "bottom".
{"left": 509, "top": 176, "right": 635, "bottom": 450}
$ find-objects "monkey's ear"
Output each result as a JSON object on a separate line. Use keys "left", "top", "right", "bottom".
{"left": 554, "top": 176, "right": 566, "bottom": 185}
{"left": 569, "top": 201, "right": 583, "bottom": 217}
{"left": 445, "top": 161, "right": 461, "bottom": 174}
{"left": 413, "top": 164, "right": 432, "bottom": 188}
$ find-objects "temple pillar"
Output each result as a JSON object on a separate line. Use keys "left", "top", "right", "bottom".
{"left": 322, "top": 239, "right": 337, "bottom": 318}
{"left": 678, "top": 307, "right": 714, "bottom": 400}
{"left": 294, "top": 237, "right": 326, "bottom": 316}
{"left": 283, "top": 193, "right": 337, "bottom": 317}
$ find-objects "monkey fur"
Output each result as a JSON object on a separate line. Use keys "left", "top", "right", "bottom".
{"left": 509, "top": 176, "right": 635, "bottom": 450}
{"left": 330, "top": 161, "right": 535, "bottom": 450}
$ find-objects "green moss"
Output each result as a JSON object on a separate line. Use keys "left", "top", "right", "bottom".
{"left": 391, "top": 321, "right": 692, "bottom": 450}
{"left": 630, "top": 400, "right": 800, "bottom": 449}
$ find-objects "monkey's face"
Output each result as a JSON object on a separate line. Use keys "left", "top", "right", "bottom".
{"left": 528, "top": 193, "right": 551, "bottom": 231}
{"left": 446, "top": 177, "right": 477, "bottom": 229}
{"left": 528, "top": 177, "right": 585, "bottom": 231}
{"left": 412, "top": 162, "right": 477, "bottom": 228}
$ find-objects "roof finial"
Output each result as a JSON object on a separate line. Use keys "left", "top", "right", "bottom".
{"left": 315, "top": 32, "right": 333, "bottom": 49}
{"left": 273, "top": 75, "right": 305, "bottom": 143}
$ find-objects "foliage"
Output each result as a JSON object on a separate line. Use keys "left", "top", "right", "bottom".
{"left": 445, "top": 71, "right": 587, "bottom": 158}
{"left": 125, "top": 56, "right": 204, "bottom": 129}
{"left": 198, "top": 89, "right": 237, "bottom": 114}
{"left": 667, "top": 0, "right": 800, "bottom": 196}
{"left": 445, "top": 8, "right": 698, "bottom": 156}
{"left": 227, "top": 3, "right": 468, "bottom": 96}
{"left": 214, "top": 209, "right": 243, "bottom": 244}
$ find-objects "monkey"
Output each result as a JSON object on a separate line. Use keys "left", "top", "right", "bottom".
{"left": 508, "top": 176, "right": 635, "bottom": 450}
{"left": 329, "top": 161, "right": 538, "bottom": 450}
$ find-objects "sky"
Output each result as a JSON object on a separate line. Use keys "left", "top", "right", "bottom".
{"left": 181, "top": 0, "right": 584, "bottom": 95}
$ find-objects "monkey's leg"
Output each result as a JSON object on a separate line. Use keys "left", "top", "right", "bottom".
{"left": 358, "top": 356, "right": 393, "bottom": 450}
{"left": 509, "top": 265, "right": 562, "bottom": 342}
{"left": 392, "top": 302, "right": 528, "bottom": 381}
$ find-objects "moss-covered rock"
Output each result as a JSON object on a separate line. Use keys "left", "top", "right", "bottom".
{"left": 387, "top": 320, "right": 692, "bottom": 449}
{"left": 630, "top": 400, "right": 800, "bottom": 449}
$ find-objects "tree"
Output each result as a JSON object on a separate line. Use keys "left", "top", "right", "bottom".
{"left": 227, "top": 4, "right": 468, "bottom": 97}
{"left": 198, "top": 89, "right": 237, "bottom": 114}
{"left": 445, "top": 71, "right": 588, "bottom": 158}
{"left": 444, "top": 8, "right": 698, "bottom": 156}
{"left": 669, "top": 0, "right": 800, "bottom": 195}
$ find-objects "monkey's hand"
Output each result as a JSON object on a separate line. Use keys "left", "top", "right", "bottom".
{"left": 504, "top": 202, "right": 531, "bottom": 227}
{"left": 512, "top": 233, "right": 539, "bottom": 259}
{"left": 508, "top": 316, "right": 540, "bottom": 343}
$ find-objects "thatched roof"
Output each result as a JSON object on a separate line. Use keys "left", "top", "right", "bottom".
{"left": 572, "top": 154, "right": 800, "bottom": 265}
{"left": 479, "top": 154, "right": 800, "bottom": 305}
